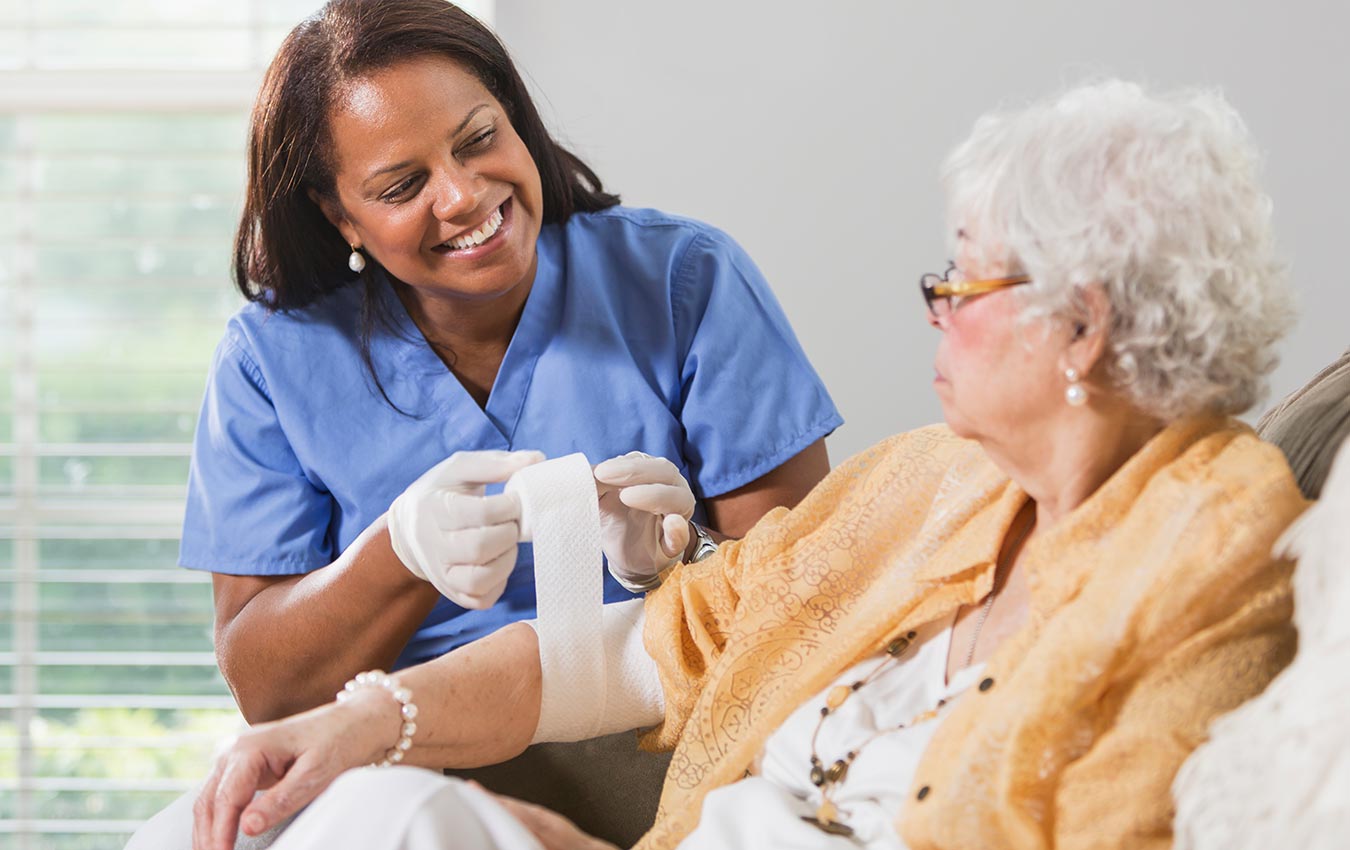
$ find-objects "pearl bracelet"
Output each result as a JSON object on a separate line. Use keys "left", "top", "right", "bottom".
{"left": 335, "top": 669, "right": 419, "bottom": 767}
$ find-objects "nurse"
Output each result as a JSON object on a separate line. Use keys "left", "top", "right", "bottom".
{"left": 181, "top": 0, "right": 841, "bottom": 724}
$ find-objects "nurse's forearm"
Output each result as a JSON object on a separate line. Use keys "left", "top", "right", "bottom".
{"left": 212, "top": 516, "right": 442, "bottom": 723}
{"left": 703, "top": 438, "right": 829, "bottom": 537}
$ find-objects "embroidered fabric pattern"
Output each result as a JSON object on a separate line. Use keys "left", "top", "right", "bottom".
{"left": 636, "top": 419, "right": 1303, "bottom": 850}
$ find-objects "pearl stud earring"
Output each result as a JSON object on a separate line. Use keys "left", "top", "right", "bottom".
{"left": 1064, "top": 367, "right": 1087, "bottom": 407}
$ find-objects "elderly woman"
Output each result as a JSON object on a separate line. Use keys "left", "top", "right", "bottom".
{"left": 191, "top": 80, "right": 1304, "bottom": 850}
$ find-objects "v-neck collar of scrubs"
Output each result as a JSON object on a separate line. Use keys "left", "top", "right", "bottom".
{"left": 377, "top": 243, "right": 564, "bottom": 450}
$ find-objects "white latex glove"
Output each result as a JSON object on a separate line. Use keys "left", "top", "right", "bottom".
{"left": 387, "top": 449, "right": 545, "bottom": 609}
{"left": 592, "top": 451, "right": 696, "bottom": 591}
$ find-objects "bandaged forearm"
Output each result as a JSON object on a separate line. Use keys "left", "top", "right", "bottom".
{"left": 524, "top": 598, "right": 665, "bottom": 743}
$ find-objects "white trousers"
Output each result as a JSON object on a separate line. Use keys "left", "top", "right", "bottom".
{"left": 272, "top": 767, "right": 543, "bottom": 850}
{"left": 124, "top": 784, "right": 290, "bottom": 850}
{"left": 124, "top": 767, "right": 543, "bottom": 850}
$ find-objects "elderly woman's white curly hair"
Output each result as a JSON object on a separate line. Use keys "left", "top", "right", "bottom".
{"left": 943, "top": 79, "right": 1293, "bottom": 420}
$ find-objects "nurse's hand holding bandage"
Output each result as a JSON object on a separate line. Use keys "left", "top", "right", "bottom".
{"left": 388, "top": 449, "right": 546, "bottom": 609}
{"left": 389, "top": 448, "right": 697, "bottom": 609}
{"left": 594, "top": 451, "right": 697, "bottom": 591}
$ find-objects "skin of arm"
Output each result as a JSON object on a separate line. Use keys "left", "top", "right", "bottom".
{"left": 700, "top": 438, "right": 829, "bottom": 540}
{"left": 196, "top": 621, "right": 544, "bottom": 850}
{"left": 211, "top": 440, "right": 829, "bottom": 723}
{"left": 211, "top": 518, "right": 442, "bottom": 723}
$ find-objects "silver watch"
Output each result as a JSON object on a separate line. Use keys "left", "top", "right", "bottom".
{"left": 687, "top": 522, "right": 719, "bottom": 563}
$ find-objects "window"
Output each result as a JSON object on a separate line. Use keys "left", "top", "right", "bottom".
{"left": 0, "top": 2, "right": 494, "bottom": 846}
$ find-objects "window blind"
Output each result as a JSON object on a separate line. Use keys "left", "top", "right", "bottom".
{"left": 0, "top": 2, "right": 495, "bottom": 847}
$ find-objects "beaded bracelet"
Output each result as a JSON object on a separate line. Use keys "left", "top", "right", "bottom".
{"left": 335, "top": 669, "right": 419, "bottom": 767}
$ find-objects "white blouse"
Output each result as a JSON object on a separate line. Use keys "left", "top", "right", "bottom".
{"left": 679, "top": 614, "right": 984, "bottom": 849}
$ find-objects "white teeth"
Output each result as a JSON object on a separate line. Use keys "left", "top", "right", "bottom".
{"left": 445, "top": 207, "right": 504, "bottom": 251}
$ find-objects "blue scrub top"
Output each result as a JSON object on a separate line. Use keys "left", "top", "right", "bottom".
{"left": 180, "top": 206, "right": 842, "bottom": 667}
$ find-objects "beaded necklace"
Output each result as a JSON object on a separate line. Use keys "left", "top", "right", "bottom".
{"left": 800, "top": 514, "right": 1032, "bottom": 837}
{"left": 799, "top": 629, "right": 960, "bottom": 836}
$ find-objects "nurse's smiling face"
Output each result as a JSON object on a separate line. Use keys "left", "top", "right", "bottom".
{"left": 318, "top": 55, "right": 544, "bottom": 305}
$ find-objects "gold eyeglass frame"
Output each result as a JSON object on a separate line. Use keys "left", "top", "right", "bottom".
{"left": 920, "top": 262, "right": 1032, "bottom": 317}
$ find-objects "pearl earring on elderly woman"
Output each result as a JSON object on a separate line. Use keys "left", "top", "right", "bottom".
{"left": 1065, "top": 367, "right": 1088, "bottom": 407}
{"left": 348, "top": 244, "right": 366, "bottom": 273}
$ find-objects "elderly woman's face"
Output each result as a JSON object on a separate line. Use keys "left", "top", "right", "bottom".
{"left": 930, "top": 236, "right": 1068, "bottom": 443}
{"left": 323, "top": 55, "right": 544, "bottom": 303}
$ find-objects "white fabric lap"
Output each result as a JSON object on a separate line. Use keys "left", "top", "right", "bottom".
{"left": 122, "top": 781, "right": 292, "bottom": 850}
{"left": 268, "top": 767, "right": 543, "bottom": 850}
{"left": 687, "top": 777, "right": 868, "bottom": 850}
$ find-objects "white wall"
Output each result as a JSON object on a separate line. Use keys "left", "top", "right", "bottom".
{"left": 497, "top": 0, "right": 1350, "bottom": 461}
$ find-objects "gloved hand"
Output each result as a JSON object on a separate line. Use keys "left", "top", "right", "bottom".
{"left": 593, "top": 451, "right": 696, "bottom": 591}
{"left": 387, "top": 449, "right": 545, "bottom": 609}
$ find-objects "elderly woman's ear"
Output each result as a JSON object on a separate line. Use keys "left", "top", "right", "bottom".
{"left": 1061, "top": 284, "right": 1111, "bottom": 381}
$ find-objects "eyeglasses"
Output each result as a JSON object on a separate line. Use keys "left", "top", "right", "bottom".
{"left": 919, "top": 262, "right": 1032, "bottom": 319}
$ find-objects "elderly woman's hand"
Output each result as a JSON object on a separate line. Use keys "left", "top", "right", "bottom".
{"left": 487, "top": 789, "right": 621, "bottom": 850}
{"left": 191, "top": 690, "right": 392, "bottom": 850}
{"left": 593, "top": 452, "right": 696, "bottom": 590}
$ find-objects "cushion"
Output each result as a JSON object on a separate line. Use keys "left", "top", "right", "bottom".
{"left": 448, "top": 731, "right": 671, "bottom": 848}
{"left": 1257, "top": 348, "right": 1350, "bottom": 499}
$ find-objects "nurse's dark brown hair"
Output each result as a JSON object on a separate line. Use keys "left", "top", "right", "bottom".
{"left": 235, "top": 0, "right": 618, "bottom": 309}
{"left": 232, "top": 0, "right": 618, "bottom": 410}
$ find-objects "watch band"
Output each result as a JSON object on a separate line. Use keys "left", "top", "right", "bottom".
{"left": 609, "top": 521, "right": 720, "bottom": 594}
{"left": 688, "top": 522, "right": 719, "bottom": 563}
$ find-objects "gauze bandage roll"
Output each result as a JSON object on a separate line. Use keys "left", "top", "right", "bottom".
{"left": 505, "top": 453, "right": 664, "bottom": 743}
{"left": 506, "top": 453, "right": 606, "bottom": 742}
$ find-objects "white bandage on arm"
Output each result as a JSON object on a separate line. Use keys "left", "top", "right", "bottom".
{"left": 504, "top": 454, "right": 665, "bottom": 744}
{"left": 525, "top": 598, "right": 665, "bottom": 743}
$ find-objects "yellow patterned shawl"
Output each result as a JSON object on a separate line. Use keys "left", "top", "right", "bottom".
{"left": 637, "top": 417, "right": 1304, "bottom": 850}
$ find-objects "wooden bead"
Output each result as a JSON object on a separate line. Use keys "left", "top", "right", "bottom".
{"left": 825, "top": 685, "right": 852, "bottom": 710}
{"left": 827, "top": 759, "right": 849, "bottom": 783}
